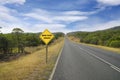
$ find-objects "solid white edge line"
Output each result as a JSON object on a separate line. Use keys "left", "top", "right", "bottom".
{"left": 76, "top": 45, "right": 120, "bottom": 73}
{"left": 48, "top": 41, "right": 64, "bottom": 80}
{"left": 111, "top": 65, "right": 120, "bottom": 72}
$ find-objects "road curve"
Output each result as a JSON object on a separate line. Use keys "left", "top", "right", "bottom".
{"left": 52, "top": 38, "right": 120, "bottom": 80}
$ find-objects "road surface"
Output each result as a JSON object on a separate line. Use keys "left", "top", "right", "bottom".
{"left": 52, "top": 38, "right": 120, "bottom": 80}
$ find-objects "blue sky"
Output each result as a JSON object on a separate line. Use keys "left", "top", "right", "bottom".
{"left": 0, "top": 0, "right": 120, "bottom": 33}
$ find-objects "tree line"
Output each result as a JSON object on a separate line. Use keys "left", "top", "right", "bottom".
{"left": 67, "top": 27, "right": 120, "bottom": 48}
{"left": 0, "top": 28, "right": 64, "bottom": 55}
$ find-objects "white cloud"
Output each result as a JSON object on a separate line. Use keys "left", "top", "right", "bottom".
{"left": 33, "top": 9, "right": 50, "bottom": 15}
{"left": 92, "top": 19, "right": 120, "bottom": 30}
{"left": 53, "top": 16, "right": 88, "bottom": 22}
{"left": 23, "top": 8, "right": 54, "bottom": 23}
{"left": 24, "top": 8, "right": 89, "bottom": 24}
{"left": 0, "top": 5, "right": 19, "bottom": 22}
{"left": 34, "top": 24, "right": 66, "bottom": 32}
{"left": 0, "top": 2, "right": 117, "bottom": 34}
{"left": 0, "top": 0, "right": 26, "bottom": 5}
{"left": 63, "top": 11, "right": 86, "bottom": 15}
{"left": 35, "top": 24, "right": 65, "bottom": 28}
{"left": 75, "top": 19, "right": 120, "bottom": 31}
{"left": 35, "top": 24, "right": 72, "bottom": 33}
{"left": 0, "top": 23, "right": 70, "bottom": 33}
{"left": 62, "top": 8, "right": 105, "bottom": 16}
{"left": 1, "top": 23, "right": 24, "bottom": 33}
{"left": 23, "top": 7, "right": 106, "bottom": 25}
{"left": 1, "top": 21, "right": 36, "bottom": 33}
{"left": 97, "top": 0, "right": 120, "bottom": 6}
{"left": 24, "top": 13, "right": 53, "bottom": 23}
{"left": 0, "top": 6, "right": 71, "bottom": 33}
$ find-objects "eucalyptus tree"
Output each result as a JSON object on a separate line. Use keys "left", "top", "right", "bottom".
{"left": 12, "top": 28, "right": 24, "bottom": 53}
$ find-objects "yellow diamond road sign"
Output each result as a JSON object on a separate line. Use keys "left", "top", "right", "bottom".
{"left": 40, "top": 29, "right": 54, "bottom": 45}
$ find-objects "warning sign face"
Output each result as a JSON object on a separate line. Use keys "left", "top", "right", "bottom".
{"left": 40, "top": 29, "right": 54, "bottom": 45}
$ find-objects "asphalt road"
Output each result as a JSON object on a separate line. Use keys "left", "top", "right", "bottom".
{"left": 52, "top": 38, "right": 120, "bottom": 80}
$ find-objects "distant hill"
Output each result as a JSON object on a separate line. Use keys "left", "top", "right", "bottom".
{"left": 108, "top": 26, "right": 120, "bottom": 30}
{"left": 67, "top": 26, "right": 120, "bottom": 48}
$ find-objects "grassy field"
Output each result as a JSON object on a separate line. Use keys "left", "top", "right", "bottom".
{"left": 0, "top": 37, "right": 64, "bottom": 80}
{"left": 25, "top": 45, "right": 46, "bottom": 54}
{"left": 68, "top": 36, "right": 120, "bottom": 54}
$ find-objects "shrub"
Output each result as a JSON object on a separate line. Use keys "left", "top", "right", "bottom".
{"left": 109, "top": 40, "right": 120, "bottom": 48}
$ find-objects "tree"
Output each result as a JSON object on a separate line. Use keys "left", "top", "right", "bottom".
{"left": 25, "top": 33, "right": 41, "bottom": 46}
{"left": 0, "top": 36, "right": 9, "bottom": 54}
{"left": 67, "top": 29, "right": 120, "bottom": 48}
{"left": 109, "top": 40, "right": 120, "bottom": 48}
{"left": 12, "top": 28, "right": 24, "bottom": 53}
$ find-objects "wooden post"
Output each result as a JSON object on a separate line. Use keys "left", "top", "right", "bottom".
{"left": 46, "top": 45, "right": 48, "bottom": 64}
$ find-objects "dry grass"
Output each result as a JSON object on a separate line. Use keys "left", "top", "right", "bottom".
{"left": 25, "top": 45, "right": 46, "bottom": 53}
{"left": 68, "top": 36, "right": 80, "bottom": 43}
{"left": 82, "top": 43, "right": 120, "bottom": 54}
{"left": 0, "top": 37, "right": 64, "bottom": 80}
{"left": 68, "top": 36, "right": 120, "bottom": 54}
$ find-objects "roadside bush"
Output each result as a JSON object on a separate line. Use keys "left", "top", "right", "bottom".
{"left": 90, "top": 37, "right": 99, "bottom": 45}
{"left": 109, "top": 40, "right": 120, "bottom": 48}
{"left": 0, "top": 36, "right": 9, "bottom": 54}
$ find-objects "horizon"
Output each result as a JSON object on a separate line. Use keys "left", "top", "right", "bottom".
{"left": 0, "top": 25, "right": 119, "bottom": 34}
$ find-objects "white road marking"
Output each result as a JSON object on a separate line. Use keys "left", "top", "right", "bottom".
{"left": 111, "top": 65, "right": 120, "bottom": 72}
{"left": 49, "top": 43, "right": 64, "bottom": 80}
{"left": 77, "top": 45, "right": 120, "bottom": 73}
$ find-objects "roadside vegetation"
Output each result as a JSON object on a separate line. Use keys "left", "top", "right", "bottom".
{"left": 0, "top": 28, "right": 64, "bottom": 61}
{"left": 0, "top": 27, "right": 64, "bottom": 80}
{"left": 0, "top": 37, "right": 64, "bottom": 80}
{"left": 68, "top": 26, "right": 120, "bottom": 53}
